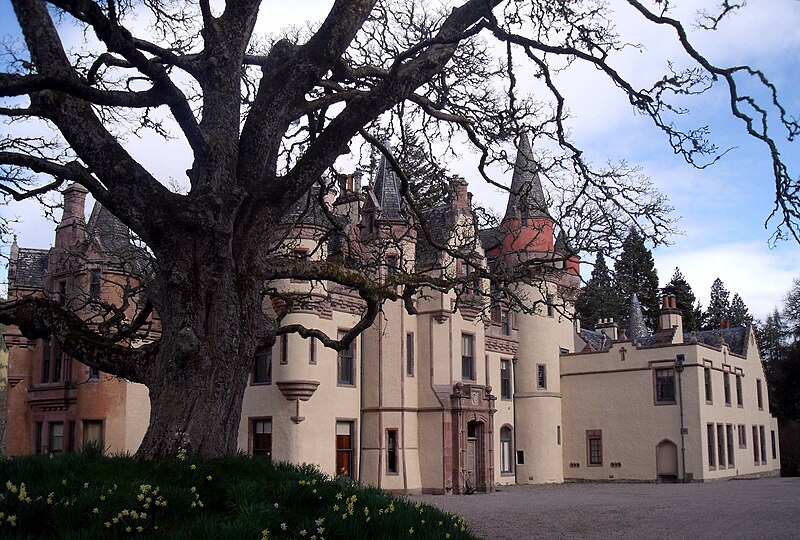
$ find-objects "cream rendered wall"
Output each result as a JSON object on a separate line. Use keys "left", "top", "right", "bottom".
{"left": 561, "top": 344, "right": 686, "bottom": 481}
{"left": 562, "top": 331, "right": 780, "bottom": 483}
{"left": 238, "top": 303, "right": 362, "bottom": 478}
{"left": 695, "top": 332, "right": 780, "bottom": 480}
{"left": 490, "top": 350, "right": 516, "bottom": 486}
{"left": 513, "top": 281, "right": 569, "bottom": 484}
{"left": 123, "top": 382, "right": 150, "bottom": 452}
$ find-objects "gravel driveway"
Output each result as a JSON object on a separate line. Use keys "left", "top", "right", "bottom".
{"left": 410, "top": 477, "right": 800, "bottom": 539}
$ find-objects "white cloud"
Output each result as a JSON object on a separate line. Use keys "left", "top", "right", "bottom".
{"left": 655, "top": 240, "right": 800, "bottom": 320}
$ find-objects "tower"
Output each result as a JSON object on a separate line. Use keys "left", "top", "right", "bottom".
{"left": 498, "top": 135, "right": 578, "bottom": 484}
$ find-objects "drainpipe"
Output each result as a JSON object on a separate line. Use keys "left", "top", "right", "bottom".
{"left": 358, "top": 334, "right": 365, "bottom": 482}
{"left": 676, "top": 354, "right": 687, "bottom": 482}
{"left": 512, "top": 356, "right": 518, "bottom": 485}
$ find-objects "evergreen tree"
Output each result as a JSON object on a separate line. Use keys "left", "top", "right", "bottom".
{"left": 783, "top": 276, "right": 800, "bottom": 338}
{"left": 703, "top": 278, "right": 731, "bottom": 330}
{"left": 662, "top": 267, "right": 702, "bottom": 332}
{"left": 576, "top": 251, "right": 616, "bottom": 330}
{"left": 729, "top": 293, "right": 753, "bottom": 327}
{"left": 613, "top": 229, "right": 660, "bottom": 331}
{"left": 758, "top": 308, "right": 788, "bottom": 364}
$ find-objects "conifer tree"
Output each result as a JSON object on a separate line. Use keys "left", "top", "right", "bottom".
{"left": 758, "top": 308, "right": 788, "bottom": 364}
{"left": 576, "top": 251, "right": 616, "bottom": 330}
{"left": 613, "top": 229, "right": 660, "bottom": 331}
{"left": 703, "top": 278, "right": 731, "bottom": 329}
{"left": 729, "top": 293, "right": 753, "bottom": 327}
{"left": 662, "top": 267, "right": 702, "bottom": 332}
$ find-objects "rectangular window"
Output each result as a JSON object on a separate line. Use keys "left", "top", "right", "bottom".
{"left": 49, "top": 422, "right": 64, "bottom": 454}
{"left": 771, "top": 430, "right": 777, "bottom": 460}
{"left": 387, "top": 429, "right": 398, "bottom": 474}
{"left": 537, "top": 364, "right": 547, "bottom": 390}
{"left": 756, "top": 379, "right": 764, "bottom": 410}
{"left": 58, "top": 280, "right": 67, "bottom": 307}
{"left": 726, "top": 424, "right": 735, "bottom": 467}
{"left": 736, "top": 374, "right": 743, "bottom": 407}
{"left": 461, "top": 334, "right": 474, "bottom": 380}
{"left": 557, "top": 425, "right": 562, "bottom": 446}
{"left": 723, "top": 371, "right": 731, "bottom": 406}
{"left": 35, "top": 422, "right": 43, "bottom": 455}
{"left": 716, "top": 424, "right": 725, "bottom": 468}
{"left": 253, "top": 348, "right": 272, "bottom": 384}
{"left": 251, "top": 419, "right": 272, "bottom": 459}
{"left": 406, "top": 333, "right": 414, "bottom": 376}
{"left": 337, "top": 331, "right": 355, "bottom": 385}
{"left": 309, "top": 337, "right": 317, "bottom": 364}
{"left": 42, "top": 339, "right": 51, "bottom": 383}
{"left": 67, "top": 421, "right": 75, "bottom": 453}
{"left": 500, "top": 427, "right": 513, "bottom": 473}
{"left": 336, "top": 421, "right": 354, "bottom": 478}
{"left": 501, "top": 310, "right": 510, "bottom": 335}
{"left": 707, "top": 424, "right": 716, "bottom": 468}
{"left": 89, "top": 366, "right": 100, "bottom": 380}
{"left": 83, "top": 420, "right": 103, "bottom": 451}
{"left": 587, "top": 430, "right": 602, "bottom": 466}
{"left": 704, "top": 367, "right": 712, "bottom": 403}
{"left": 53, "top": 341, "right": 63, "bottom": 382}
{"left": 753, "top": 425, "right": 760, "bottom": 465}
{"left": 759, "top": 426, "right": 766, "bottom": 464}
{"left": 655, "top": 368, "right": 676, "bottom": 403}
{"left": 386, "top": 255, "right": 398, "bottom": 276}
{"left": 280, "top": 335, "right": 288, "bottom": 365}
{"left": 546, "top": 295, "right": 555, "bottom": 317}
{"left": 500, "top": 360, "right": 511, "bottom": 400}
{"left": 89, "top": 269, "right": 101, "bottom": 299}
{"left": 738, "top": 424, "right": 747, "bottom": 449}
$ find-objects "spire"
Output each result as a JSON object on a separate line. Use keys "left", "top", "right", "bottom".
{"left": 627, "top": 293, "right": 649, "bottom": 344}
{"left": 373, "top": 143, "right": 405, "bottom": 222}
{"left": 503, "top": 134, "right": 549, "bottom": 222}
{"left": 554, "top": 230, "right": 571, "bottom": 255}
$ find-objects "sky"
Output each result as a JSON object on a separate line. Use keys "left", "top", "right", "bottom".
{"left": 1, "top": 0, "right": 799, "bottom": 320}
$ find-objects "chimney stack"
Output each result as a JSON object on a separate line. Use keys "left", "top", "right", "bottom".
{"left": 450, "top": 175, "right": 471, "bottom": 211}
{"left": 659, "top": 293, "right": 683, "bottom": 344}
{"left": 595, "top": 318, "right": 618, "bottom": 341}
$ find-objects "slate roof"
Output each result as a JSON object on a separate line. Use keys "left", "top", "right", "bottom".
{"left": 86, "top": 203, "right": 151, "bottom": 274}
{"left": 13, "top": 247, "right": 49, "bottom": 288}
{"left": 578, "top": 328, "right": 612, "bottom": 352}
{"left": 478, "top": 226, "right": 503, "bottom": 254}
{"left": 503, "top": 135, "right": 549, "bottom": 221}
{"left": 373, "top": 152, "right": 406, "bottom": 222}
{"left": 685, "top": 326, "right": 749, "bottom": 356}
{"left": 415, "top": 204, "right": 454, "bottom": 268}
{"left": 283, "top": 188, "right": 336, "bottom": 230}
{"left": 626, "top": 293, "right": 649, "bottom": 344}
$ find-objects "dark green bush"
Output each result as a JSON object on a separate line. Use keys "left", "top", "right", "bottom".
{"left": 0, "top": 449, "right": 476, "bottom": 539}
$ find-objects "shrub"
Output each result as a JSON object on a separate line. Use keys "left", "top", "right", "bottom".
{"left": 0, "top": 449, "right": 476, "bottom": 539}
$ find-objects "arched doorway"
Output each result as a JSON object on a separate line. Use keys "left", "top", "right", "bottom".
{"left": 656, "top": 439, "right": 678, "bottom": 483}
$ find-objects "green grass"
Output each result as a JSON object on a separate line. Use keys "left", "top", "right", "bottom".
{"left": 0, "top": 447, "right": 477, "bottom": 539}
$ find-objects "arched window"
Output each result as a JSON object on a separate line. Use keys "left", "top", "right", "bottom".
{"left": 500, "top": 427, "right": 513, "bottom": 473}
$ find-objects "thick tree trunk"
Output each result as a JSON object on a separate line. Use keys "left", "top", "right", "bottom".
{"left": 134, "top": 226, "right": 271, "bottom": 459}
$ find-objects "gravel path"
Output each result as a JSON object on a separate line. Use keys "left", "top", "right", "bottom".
{"left": 410, "top": 477, "right": 800, "bottom": 539}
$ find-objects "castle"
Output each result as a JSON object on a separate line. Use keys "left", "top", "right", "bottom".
{"left": 4, "top": 137, "right": 780, "bottom": 492}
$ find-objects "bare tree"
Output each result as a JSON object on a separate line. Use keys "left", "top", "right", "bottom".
{"left": 0, "top": 0, "right": 796, "bottom": 457}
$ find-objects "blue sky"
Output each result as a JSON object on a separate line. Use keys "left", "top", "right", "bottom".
{"left": 2, "top": 0, "right": 799, "bottom": 320}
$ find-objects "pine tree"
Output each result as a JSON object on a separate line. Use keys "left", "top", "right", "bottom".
{"left": 662, "top": 267, "right": 702, "bottom": 332}
{"left": 729, "top": 293, "right": 753, "bottom": 327}
{"left": 613, "top": 229, "right": 660, "bottom": 331}
{"left": 783, "top": 276, "right": 800, "bottom": 338}
{"left": 703, "top": 278, "right": 731, "bottom": 330}
{"left": 576, "top": 251, "right": 616, "bottom": 330}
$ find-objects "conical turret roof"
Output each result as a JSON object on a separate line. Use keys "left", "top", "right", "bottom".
{"left": 503, "top": 135, "right": 549, "bottom": 221}
{"left": 627, "top": 293, "right": 649, "bottom": 344}
{"left": 373, "top": 145, "right": 406, "bottom": 222}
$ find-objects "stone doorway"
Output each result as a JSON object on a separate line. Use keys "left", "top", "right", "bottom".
{"left": 656, "top": 439, "right": 679, "bottom": 482}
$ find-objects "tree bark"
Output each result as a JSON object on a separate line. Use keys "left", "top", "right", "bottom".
{"left": 135, "top": 223, "right": 271, "bottom": 458}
